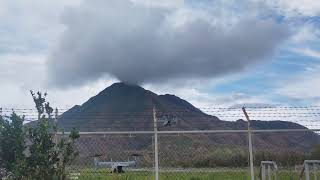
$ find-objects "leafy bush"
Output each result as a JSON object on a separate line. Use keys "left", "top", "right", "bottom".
{"left": 0, "top": 113, "right": 26, "bottom": 179}
{"left": 0, "top": 91, "right": 79, "bottom": 180}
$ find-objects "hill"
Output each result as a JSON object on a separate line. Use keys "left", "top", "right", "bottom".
{"left": 58, "top": 82, "right": 223, "bottom": 131}
{"left": 57, "top": 83, "right": 319, "bottom": 153}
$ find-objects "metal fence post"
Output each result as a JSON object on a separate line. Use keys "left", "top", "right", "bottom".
{"left": 54, "top": 108, "right": 58, "bottom": 124}
{"left": 314, "top": 163, "right": 317, "bottom": 180}
{"left": 305, "top": 162, "right": 310, "bottom": 180}
{"left": 268, "top": 165, "right": 271, "bottom": 180}
{"left": 153, "top": 107, "right": 159, "bottom": 180}
{"left": 54, "top": 108, "right": 58, "bottom": 144}
{"left": 243, "top": 107, "right": 255, "bottom": 180}
{"left": 261, "top": 164, "right": 266, "bottom": 180}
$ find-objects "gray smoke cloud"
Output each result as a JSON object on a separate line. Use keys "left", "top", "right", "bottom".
{"left": 48, "top": 0, "right": 290, "bottom": 87}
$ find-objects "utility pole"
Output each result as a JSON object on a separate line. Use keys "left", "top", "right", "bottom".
{"left": 153, "top": 106, "right": 159, "bottom": 180}
{"left": 242, "top": 107, "right": 255, "bottom": 180}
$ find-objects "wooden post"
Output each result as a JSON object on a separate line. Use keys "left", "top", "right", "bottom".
{"left": 153, "top": 106, "right": 159, "bottom": 180}
{"left": 242, "top": 107, "right": 255, "bottom": 180}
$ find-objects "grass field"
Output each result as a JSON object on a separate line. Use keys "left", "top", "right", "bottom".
{"left": 68, "top": 169, "right": 319, "bottom": 180}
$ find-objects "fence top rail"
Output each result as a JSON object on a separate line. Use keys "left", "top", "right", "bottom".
{"left": 56, "top": 128, "right": 320, "bottom": 135}
{"left": 261, "top": 161, "right": 277, "bottom": 164}
{"left": 304, "top": 160, "right": 320, "bottom": 164}
{"left": 261, "top": 161, "right": 278, "bottom": 169}
{"left": 299, "top": 160, "right": 320, "bottom": 180}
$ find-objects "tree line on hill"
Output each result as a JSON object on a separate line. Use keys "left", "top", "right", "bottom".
{"left": 174, "top": 146, "right": 320, "bottom": 168}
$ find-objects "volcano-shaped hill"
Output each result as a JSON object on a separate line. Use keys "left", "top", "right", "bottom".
{"left": 58, "top": 82, "right": 229, "bottom": 131}
{"left": 58, "top": 82, "right": 320, "bottom": 152}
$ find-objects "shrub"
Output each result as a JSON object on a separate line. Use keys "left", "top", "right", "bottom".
{"left": 0, "top": 91, "right": 79, "bottom": 180}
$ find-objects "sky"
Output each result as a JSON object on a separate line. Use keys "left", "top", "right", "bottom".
{"left": 1, "top": 0, "right": 320, "bottom": 119}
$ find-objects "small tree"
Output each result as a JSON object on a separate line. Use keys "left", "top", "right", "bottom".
{"left": 27, "top": 91, "right": 79, "bottom": 180}
{"left": 56, "top": 129, "right": 79, "bottom": 180}
{"left": 0, "top": 91, "right": 79, "bottom": 180}
{"left": 0, "top": 113, "right": 27, "bottom": 179}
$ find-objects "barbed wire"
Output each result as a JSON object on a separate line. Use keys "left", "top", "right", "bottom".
{"left": 3, "top": 106, "right": 317, "bottom": 115}
{"left": 1, "top": 106, "right": 319, "bottom": 128}
{"left": 2, "top": 105, "right": 320, "bottom": 110}
{"left": 3, "top": 108, "right": 320, "bottom": 113}
{"left": 2, "top": 112, "right": 320, "bottom": 117}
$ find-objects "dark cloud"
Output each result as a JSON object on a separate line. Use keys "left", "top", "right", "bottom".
{"left": 48, "top": 0, "right": 290, "bottom": 87}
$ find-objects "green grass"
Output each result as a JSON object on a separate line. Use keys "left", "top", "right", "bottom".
{"left": 67, "top": 169, "right": 319, "bottom": 180}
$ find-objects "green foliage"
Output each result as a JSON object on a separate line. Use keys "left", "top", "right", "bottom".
{"left": 27, "top": 118, "right": 59, "bottom": 179}
{"left": 172, "top": 147, "right": 308, "bottom": 168}
{"left": 192, "top": 147, "right": 248, "bottom": 168}
{"left": 27, "top": 91, "right": 60, "bottom": 179}
{"left": 254, "top": 150, "right": 305, "bottom": 167}
{"left": 0, "top": 113, "right": 27, "bottom": 179}
{"left": 56, "top": 129, "right": 80, "bottom": 180}
{"left": 0, "top": 91, "right": 79, "bottom": 180}
{"left": 311, "top": 144, "right": 320, "bottom": 159}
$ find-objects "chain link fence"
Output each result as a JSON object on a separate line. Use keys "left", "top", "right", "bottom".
{"left": 1, "top": 107, "right": 320, "bottom": 180}
{"left": 58, "top": 129, "right": 320, "bottom": 180}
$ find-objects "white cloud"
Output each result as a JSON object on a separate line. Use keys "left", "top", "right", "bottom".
{"left": 291, "top": 24, "right": 320, "bottom": 42}
{"left": 144, "top": 80, "right": 272, "bottom": 110}
{"left": 265, "top": 0, "right": 320, "bottom": 17}
{"left": 0, "top": 53, "right": 117, "bottom": 109}
{"left": 0, "top": 75, "right": 116, "bottom": 110}
{"left": 292, "top": 48, "right": 320, "bottom": 59}
{"left": 0, "top": 53, "right": 46, "bottom": 86}
{"left": 0, "top": 0, "right": 82, "bottom": 53}
{"left": 131, "top": 0, "right": 184, "bottom": 8}
{"left": 276, "top": 65, "right": 320, "bottom": 101}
